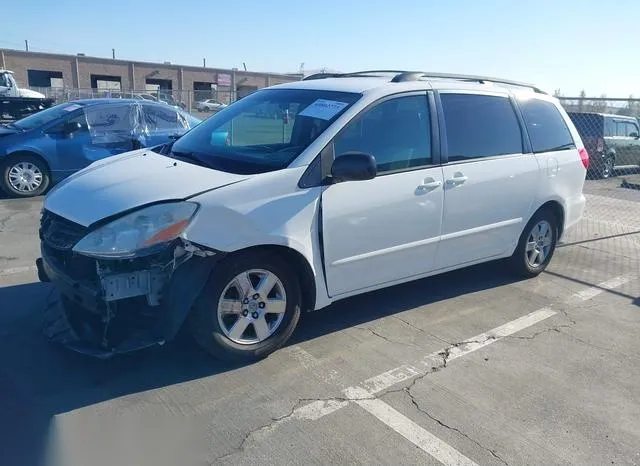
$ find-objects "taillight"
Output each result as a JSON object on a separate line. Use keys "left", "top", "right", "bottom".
{"left": 579, "top": 147, "right": 590, "bottom": 169}
{"left": 596, "top": 137, "right": 604, "bottom": 153}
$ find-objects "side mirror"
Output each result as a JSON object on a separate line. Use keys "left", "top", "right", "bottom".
{"left": 63, "top": 121, "right": 82, "bottom": 135}
{"left": 331, "top": 152, "right": 377, "bottom": 183}
{"left": 211, "top": 131, "right": 230, "bottom": 146}
{"left": 630, "top": 132, "right": 639, "bottom": 139}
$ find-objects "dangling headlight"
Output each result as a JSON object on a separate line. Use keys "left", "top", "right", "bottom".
{"left": 73, "top": 202, "right": 198, "bottom": 259}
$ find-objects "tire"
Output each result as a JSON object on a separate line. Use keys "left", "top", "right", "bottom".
{"left": 601, "top": 155, "right": 615, "bottom": 179}
{"left": 510, "top": 208, "right": 559, "bottom": 278}
{"left": 190, "top": 250, "right": 301, "bottom": 362}
{"left": 1, "top": 154, "right": 50, "bottom": 198}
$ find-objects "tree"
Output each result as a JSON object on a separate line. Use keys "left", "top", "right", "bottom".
{"left": 619, "top": 94, "right": 640, "bottom": 117}
{"left": 578, "top": 89, "right": 586, "bottom": 112}
{"left": 583, "top": 93, "right": 607, "bottom": 113}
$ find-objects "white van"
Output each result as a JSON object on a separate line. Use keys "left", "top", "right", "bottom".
{"left": 37, "top": 71, "right": 588, "bottom": 361}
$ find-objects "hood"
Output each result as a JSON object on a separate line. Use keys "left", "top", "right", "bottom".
{"left": 44, "top": 150, "right": 250, "bottom": 227}
{"left": 19, "top": 88, "right": 46, "bottom": 98}
{"left": 0, "top": 125, "right": 21, "bottom": 138}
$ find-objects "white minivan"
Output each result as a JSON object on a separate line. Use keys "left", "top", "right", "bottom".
{"left": 37, "top": 71, "right": 588, "bottom": 361}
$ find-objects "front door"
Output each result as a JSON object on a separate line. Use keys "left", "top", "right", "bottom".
{"left": 435, "top": 92, "right": 539, "bottom": 270}
{"left": 618, "top": 119, "right": 640, "bottom": 168}
{"left": 321, "top": 93, "right": 444, "bottom": 296}
{"left": 50, "top": 103, "right": 138, "bottom": 177}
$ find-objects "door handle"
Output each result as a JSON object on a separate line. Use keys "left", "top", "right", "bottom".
{"left": 445, "top": 174, "right": 468, "bottom": 186}
{"left": 417, "top": 178, "right": 442, "bottom": 190}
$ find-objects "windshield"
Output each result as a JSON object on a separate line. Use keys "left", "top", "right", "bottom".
{"left": 13, "top": 102, "right": 86, "bottom": 130}
{"left": 180, "top": 109, "right": 202, "bottom": 128}
{"left": 166, "top": 88, "right": 360, "bottom": 174}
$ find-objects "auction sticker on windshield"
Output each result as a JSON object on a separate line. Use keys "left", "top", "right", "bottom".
{"left": 298, "top": 99, "right": 349, "bottom": 120}
{"left": 63, "top": 104, "right": 83, "bottom": 112}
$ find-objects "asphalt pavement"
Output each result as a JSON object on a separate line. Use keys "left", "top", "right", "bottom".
{"left": 0, "top": 179, "right": 639, "bottom": 466}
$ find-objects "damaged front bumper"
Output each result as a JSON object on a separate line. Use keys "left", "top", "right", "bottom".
{"left": 37, "top": 235, "right": 219, "bottom": 358}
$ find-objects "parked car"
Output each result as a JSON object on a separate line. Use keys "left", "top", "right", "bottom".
{"left": 131, "top": 93, "right": 160, "bottom": 102}
{"left": 195, "top": 99, "right": 227, "bottom": 112}
{"left": 0, "top": 99, "right": 200, "bottom": 197}
{"left": 157, "top": 92, "right": 187, "bottom": 110}
{"left": 568, "top": 112, "right": 640, "bottom": 178}
{"left": 36, "top": 71, "right": 587, "bottom": 361}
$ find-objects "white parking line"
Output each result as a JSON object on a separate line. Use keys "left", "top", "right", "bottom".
{"left": 277, "top": 274, "right": 636, "bottom": 465}
{"left": 569, "top": 274, "right": 634, "bottom": 302}
{"left": 0, "top": 265, "right": 37, "bottom": 276}
{"left": 293, "top": 399, "right": 350, "bottom": 421}
{"left": 356, "top": 398, "right": 479, "bottom": 466}
{"left": 344, "top": 308, "right": 557, "bottom": 400}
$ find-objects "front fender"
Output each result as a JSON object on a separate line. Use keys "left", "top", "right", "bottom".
{"left": 184, "top": 174, "right": 331, "bottom": 310}
{"left": 5, "top": 134, "right": 50, "bottom": 162}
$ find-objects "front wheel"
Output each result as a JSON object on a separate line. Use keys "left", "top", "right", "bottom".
{"left": 190, "top": 251, "right": 301, "bottom": 362}
{"left": 510, "top": 209, "right": 559, "bottom": 278}
{"left": 1, "top": 154, "right": 50, "bottom": 198}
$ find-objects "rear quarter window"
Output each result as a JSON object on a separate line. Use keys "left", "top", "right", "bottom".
{"left": 519, "top": 98, "right": 575, "bottom": 153}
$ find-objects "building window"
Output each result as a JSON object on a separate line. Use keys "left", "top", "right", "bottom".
{"left": 145, "top": 78, "right": 173, "bottom": 91}
{"left": 90, "top": 74, "right": 122, "bottom": 91}
{"left": 193, "top": 81, "right": 217, "bottom": 101}
{"left": 27, "top": 70, "right": 63, "bottom": 88}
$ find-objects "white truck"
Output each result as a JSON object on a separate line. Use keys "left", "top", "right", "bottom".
{"left": 0, "top": 69, "right": 55, "bottom": 121}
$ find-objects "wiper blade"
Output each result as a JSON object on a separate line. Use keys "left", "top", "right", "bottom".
{"left": 172, "top": 150, "right": 195, "bottom": 159}
{"left": 170, "top": 150, "right": 211, "bottom": 168}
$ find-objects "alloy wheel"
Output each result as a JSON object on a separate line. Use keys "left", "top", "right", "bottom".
{"left": 525, "top": 220, "right": 553, "bottom": 268}
{"left": 602, "top": 157, "right": 614, "bottom": 179}
{"left": 8, "top": 161, "right": 43, "bottom": 193}
{"left": 217, "top": 269, "right": 287, "bottom": 345}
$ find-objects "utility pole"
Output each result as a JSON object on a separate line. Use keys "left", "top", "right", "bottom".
{"left": 112, "top": 48, "right": 115, "bottom": 59}
{"left": 25, "top": 40, "right": 29, "bottom": 52}
{"left": 203, "top": 58, "right": 206, "bottom": 68}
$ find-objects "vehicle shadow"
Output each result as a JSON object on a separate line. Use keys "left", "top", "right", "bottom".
{"left": 291, "top": 261, "right": 519, "bottom": 345}
{"left": 0, "top": 260, "right": 519, "bottom": 466}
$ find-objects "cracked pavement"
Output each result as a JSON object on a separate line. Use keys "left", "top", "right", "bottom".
{"left": 1, "top": 181, "right": 640, "bottom": 466}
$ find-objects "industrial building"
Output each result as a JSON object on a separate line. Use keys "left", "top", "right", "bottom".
{"left": 0, "top": 48, "right": 301, "bottom": 103}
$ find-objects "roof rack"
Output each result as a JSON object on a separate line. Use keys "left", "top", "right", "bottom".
{"left": 303, "top": 70, "right": 409, "bottom": 81}
{"left": 391, "top": 71, "right": 545, "bottom": 93}
{"left": 302, "top": 69, "right": 545, "bottom": 94}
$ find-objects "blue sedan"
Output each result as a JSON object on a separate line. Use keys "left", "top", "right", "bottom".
{"left": 0, "top": 99, "right": 201, "bottom": 197}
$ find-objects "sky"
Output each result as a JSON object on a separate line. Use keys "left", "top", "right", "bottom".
{"left": 3, "top": 0, "right": 639, "bottom": 97}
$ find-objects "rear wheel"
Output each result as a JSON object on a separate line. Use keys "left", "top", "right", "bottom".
{"left": 510, "top": 209, "right": 559, "bottom": 278}
{"left": 601, "top": 155, "right": 615, "bottom": 179}
{"left": 1, "top": 154, "right": 50, "bottom": 198}
{"left": 190, "top": 251, "right": 301, "bottom": 362}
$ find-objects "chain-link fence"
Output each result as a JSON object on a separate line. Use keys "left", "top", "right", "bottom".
{"left": 558, "top": 96, "right": 640, "bottom": 180}
{"left": 29, "top": 87, "right": 238, "bottom": 120}
{"left": 551, "top": 97, "right": 640, "bottom": 293}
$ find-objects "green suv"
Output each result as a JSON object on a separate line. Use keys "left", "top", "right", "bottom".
{"left": 568, "top": 112, "right": 640, "bottom": 178}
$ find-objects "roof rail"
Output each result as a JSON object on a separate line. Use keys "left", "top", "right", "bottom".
{"left": 302, "top": 70, "right": 412, "bottom": 81}
{"left": 391, "top": 71, "right": 546, "bottom": 93}
{"left": 302, "top": 72, "right": 344, "bottom": 81}
{"left": 301, "top": 69, "right": 545, "bottom": 94}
